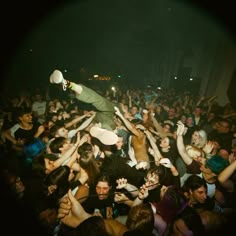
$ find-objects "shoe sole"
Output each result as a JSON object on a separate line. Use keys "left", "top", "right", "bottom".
{"left": 90, "top": 127, "right": 118, "bottom": 145}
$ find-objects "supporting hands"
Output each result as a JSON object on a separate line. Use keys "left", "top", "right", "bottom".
{"left": 176, "top": 121, "right": 187, "bottom": 136}
{"left": 135, "top": 161, "right": 150, "bottom": 170}
{"left": 114, "top": 106, "right": 122, "bottom": 117}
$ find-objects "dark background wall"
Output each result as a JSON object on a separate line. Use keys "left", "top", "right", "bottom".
{"left": 1, "top": 1, "right": 236, "bottom": 104}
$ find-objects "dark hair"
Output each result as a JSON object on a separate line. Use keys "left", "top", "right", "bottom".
{"left": 44, "top": 165, "right": 71, "bottom": 201}
{"left": 96, "top": 174, "right": 112, "bottom": 187}
{"left": 77, "top": 142, "right": 93, "bottom": 154}
{"left": 156, "top": 185, "right": 187, "bottom": 223}
{"left": 49, "top": 124, "right": 65, "bottom": 138}
{"left": 146, "top": 165, "right": 167, "bottom": 185}
{"left": 14, "top": 107, "right": 32, "bottom": 121}
{"left": 182, "top": 174, "right": 207, "bottom": 193}
{"left": 49, "top": 137, "right": 67, "bottom": 154}
{"left": 78, "top": 143, "right": 100, "bottom": 187}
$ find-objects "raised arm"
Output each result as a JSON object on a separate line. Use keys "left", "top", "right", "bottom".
{"left": 218, "top": 158, "right": 236, "bottom": 192}
{"left": 116, "top": 178, "right": 139, "bottom": 197}
{"left": 114, "top": 106, "right": 139, "bottom": 136}
{"left": 144, "top": 129, "right": 163, "bottom": 163}
{"left": 176, "top": 121, "right": 192, "bottom": 166}
{"left": 151, "top": 115, "right": 173, "bottom": 138}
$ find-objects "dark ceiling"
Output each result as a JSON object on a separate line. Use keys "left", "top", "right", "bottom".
{"left": 0, "top": 0, "right": 236, "bottom": 91}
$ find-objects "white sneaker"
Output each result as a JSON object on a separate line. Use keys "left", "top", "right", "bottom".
{"left": 50, "top": 70, "right": 64, "bottom": 84}
{"left": 50, "top": 70, "right": 68, "bottom": 91}
{"left": 90, "top": 126, "right": 118, "bottom": 145}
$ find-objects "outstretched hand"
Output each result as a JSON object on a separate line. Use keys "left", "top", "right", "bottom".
{"left": 114, "top": 106, "right": 122, "bottom": 117}
{"left": 176, "top": 121, "right": 187, "bottom": 136}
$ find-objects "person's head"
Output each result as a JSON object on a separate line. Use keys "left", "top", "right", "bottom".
{"left": 49, "top": 124, "right": 68, "bottom": 139}
{"left": 160, "top": 136, "right": 171, "bottom": 150}
{"left": 78, "top": 143, "right": 100, "bottom": 187}
{"left": 145, "top": 165, "right": 167, "bottom": 190}
{"left": 169, "top": 206, "right": 206, "bottom": 236}
{"left": 218, "top": 148, "right": 230, "bottom": 160}
{"left": 186, "top": 115, "right": 195, "bottom": 127}
{"left": 34, "top": 93, "right": 43, "bottom": 102}
{"left": 200, "top": 155, "right": 229, "bottom": 177}
{"left": 2, "top": 169, "right": 25, "bottom": 199}
{"left": 47, "top": 113, "right": 58, "bottom": 123}
{"left": 191, "top": 130, "right": 207, "bottom": 148}
{"left": 130, "top": 105, "right": 139, "bottom": 116}
{"left": 168, "top": 107, "right": 176, "bottom": 119}
{"left": 215, "top": 118, "right": 231, "bottom": 134}
{"left": 180, "top": 114, "right": 187, "bottom": 124}
{"left": 125, "top": 203, "right": 154, "bottom": 235}
{"left": 160, "top": 136, "right": 176, "bottom": 152}
{"left": 182, "top": 174, "right": 207, "bottom": 205}
{"left": 163, "top": 120, "right": 175, "bottom": 133}
{"left": 95, "top": 174, "right": 112, "bottom": 200}
{"left": 208, "top": 136, "right": 223, "bottom": 152}
{"left": 49, "top": 137, "right": 71, "bottom": 154}
{"left": 32, "top": 153, "right": 58, "bottom": 175}
{"left": 14, "top": 107, "right": 33, "bottom": 124}
{"left": 115, "top": 135, "right": 124, "bottom": 150}
{"left": 157, "top": 185, "right": 187, "bottom": 223}
{"left": 44, "top": 165, "right": 71, "bottom": 199}
{"left": 193, "top": 106, "right": 202, "bottom": 117}
{"left": 185, "top": 145, "right": 206, "bottom": 164}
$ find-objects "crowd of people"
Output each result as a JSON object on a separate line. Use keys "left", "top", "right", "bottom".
{"left": 0, "top": 69, "right": 236, "bottom": 235}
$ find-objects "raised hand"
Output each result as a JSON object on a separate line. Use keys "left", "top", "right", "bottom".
{"left": 116, "top": 178, "right": 128, "bottom": 189}
{"left": 57, "top": 189, "right": 91, "bottom": 228}
{"left": 176, "top": 121, "right": 187, "bottom": 136}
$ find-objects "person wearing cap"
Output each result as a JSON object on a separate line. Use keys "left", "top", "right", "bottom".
{"left": 49, "top": 70, "right": 119, "bottom": 146}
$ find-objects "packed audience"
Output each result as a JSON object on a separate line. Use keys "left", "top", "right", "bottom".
{"left": 0, "top": 69, "right": 236, "bottom": 236}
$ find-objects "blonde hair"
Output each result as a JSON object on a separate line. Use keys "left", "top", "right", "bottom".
{"left": 186, "top": 145, "right": 205, "bottom": 159}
